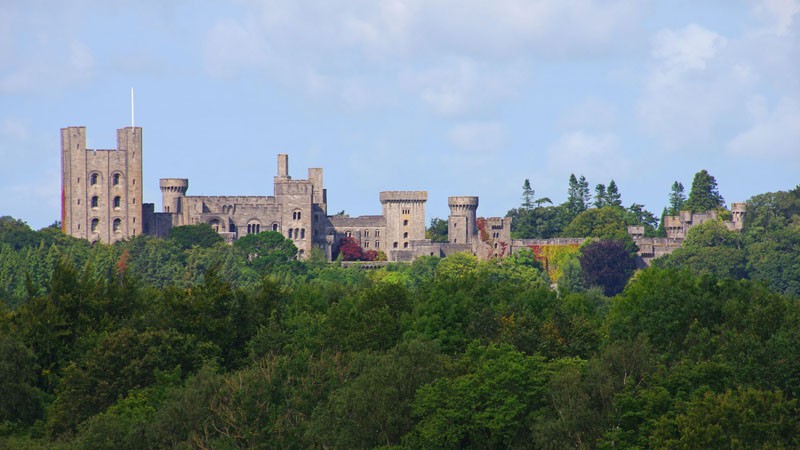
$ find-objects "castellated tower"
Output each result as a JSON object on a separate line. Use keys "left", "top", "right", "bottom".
{"left": 160, "top": 178, "right": 189, "bottom": 214}
{"left": 448, "top": 196, "right": 479, "bottom": 245}
{"left": 380, "top": 191, "right": 427, "bottom": 252}
{"left": 61, "top": 126, "right": 143, "bottom": 244}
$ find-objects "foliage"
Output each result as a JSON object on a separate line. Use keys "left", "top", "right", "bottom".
{"left": 668, "top": 181, "right": 686, "bottom": 215}
{"left": 426, "top": 217, "right": 449, "bottom": 243}
{"left": 566, "top": 173, "right": 591, "bottom": 216}
{"left": 686, "top": 169, "right": 725, "bottom": 212}
{"left": 233, "top": 230, "right": 298, "bottom": 270}
{"left": 527, "top": 243, "right": 580, "bottom": 283}
{"left": 579, "top": 240, "right": 635, "bottom": 296}
{"left": 167, "top": 223, "right": 224, "bottom": 250}
{"left": 337, "top": 236, "right": 364, "bottom": 261}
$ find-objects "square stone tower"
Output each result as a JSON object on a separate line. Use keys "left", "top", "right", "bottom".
{"left": 380, "top": 191, "right": 427, "bottom": 253}
{"left": 61, "top": 127, "right": 143, "bottom": 244}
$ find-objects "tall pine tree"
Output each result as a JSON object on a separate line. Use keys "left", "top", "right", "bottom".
{"left": 668, "top": 181, "right": 686, "bottom": 215}
{"left": 685, "top": 170, "right": 724, "bottom": 212}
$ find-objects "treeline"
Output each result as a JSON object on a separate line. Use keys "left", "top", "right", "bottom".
{"left": 2, "top": 182, "right": 800, "bottom": 448}
{"left": 485, "top": 169, "right": 728, "bottom": 240}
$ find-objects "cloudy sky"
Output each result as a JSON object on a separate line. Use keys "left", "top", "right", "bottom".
{"left": 1, "top": 0, "right": 798, "bottom": 229}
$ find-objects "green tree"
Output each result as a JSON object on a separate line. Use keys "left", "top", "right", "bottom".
{"left": 562, "top": 207, "right": 631, "bottom": 243}
{"left": 606, "top": 180, "right": 622, "bottom": 208}
{"left": 233, "top": 230, "right": 298, "bottom": 270}
{"left": 426, "top": 218, "right": 449, "bottom": 243}
{"left": 579, "top": 240, "right": 636, "bottom": 296}
{"left": 594, "top": 184, "right": 607, "bottom": 208}
{"left": 167, "top": 223, "right": 224, "bottom": 250}
{"left": 685, "top": 169, "right": 725, "bottom": 212}
{"left": 668, "top": 181, "right": 686, "bottom": 214}
{"left": 522, "top": 179, "right": 534, "bottom": 210}
{"left": 409, "top": 343, "right": 548, "bottom": 449}
{"left": 566, "top": 174, "right": 591, "bottom": 216}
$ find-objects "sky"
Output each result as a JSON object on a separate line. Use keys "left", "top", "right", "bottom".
{"left": 1, "top": 0, "right": 798, "bottom": 230}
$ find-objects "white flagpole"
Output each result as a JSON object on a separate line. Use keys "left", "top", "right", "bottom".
{"left": 131, "top": 88, "right": 135, "bottom": 128}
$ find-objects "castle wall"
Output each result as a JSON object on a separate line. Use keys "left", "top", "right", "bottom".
{"left": 380, "top": 191, "right": 427, "bottom": 257}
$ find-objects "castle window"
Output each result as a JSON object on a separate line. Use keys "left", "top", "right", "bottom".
{"left": 375, "top": 229, "right": 380, "bottom": 237}
{"left": 289, "top": 229, "right": 293, "bottom": 239}
{"left": 403, "top": 242, "right": 408, "bottom": 248}
{"left": 393, "top": 242, "right": 398, "bottom": 248}
{"left": 90, "top": 173, "right": 98, "bottom": 185}
{"left": 301, "top": 229, "right": 305, "bottom": 239}
{"left": 365, "top": 230, "right": 369, "bottom": 237}
{"left": 273, "top": 223, "right": 279, "bottom": 231}
{"left": 403, "top": 220, "right": 408, "bottom": 226}
{"left": 375, "top": 241, "right": 380, "bottom": 248}
{"left": 91, "top": 218, "right": 99, "bottom": 232}
{"left": 345, "top": 231, "right": 352, "bottom": 238}
{"left": 113, "top": 196, "right": 121, "bottom": 209}
{"left": 77, "top": 199, "right": 80, "bottom": 205}
{"left": 364, "top": 241, "right": 369, "bottom": 248}
{"left": 91, "top": 196, "right": 99, "bottom": 209}
{"left": 403, "top": 232, "right": 408, "bottom": 239}
{"left": 295, "top": 228, "right": 300, "bottom": 239}
{"left": 112, "top": 173, "right": 120, "bottom": 186}
{"left": 293, "top": 210, "right": 302, "bottom": 221}
{"left": 113, "top": 218, "right": 121, "bottom": 233}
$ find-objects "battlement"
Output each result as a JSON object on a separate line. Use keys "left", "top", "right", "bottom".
{"left": 380, "top": 191, "right": 428, "bottom": 203}
{"left": 448, "top": 196, "right": 479, "bottom": 209}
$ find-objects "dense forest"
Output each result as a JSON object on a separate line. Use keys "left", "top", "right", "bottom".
{"left": 2, "top": 174, "right": 800, "bottom": 448}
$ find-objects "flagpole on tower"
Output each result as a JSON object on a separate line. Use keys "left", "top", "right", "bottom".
{"left": 131, "top": 88, "right": 135, "bottom": 128}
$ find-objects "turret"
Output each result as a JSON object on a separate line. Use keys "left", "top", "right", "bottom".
{"left": 448, "top": 196, "right": 479, "bottom": 244}
{"left": 160, "top": 178, "right": 188, "bottom": 214}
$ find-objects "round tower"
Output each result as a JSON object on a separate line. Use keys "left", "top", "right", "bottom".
{"left": 448, "top": 196, "right": 479, "bottom": 244}
{"left": 159, "top": 178, "right": 188, "bottom": 214}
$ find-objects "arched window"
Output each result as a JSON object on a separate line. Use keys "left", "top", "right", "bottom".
{"left": 403, "top": 232, "right": 408, "bottom": 239}
{"left": 375, "top": 241, "right": 380, "bottom": 248}
{"left": 300, "top": 229, "right": 305, "bottom": 239}
{"left": 288, "top": 229, "right": 293, "bottom": 239}
{"left": 113, "top": 196, "right": 121, "bottom": 209}
{"left": 375, "top": 229, "right": 380, "bottom": 237}
{"left": 113, "top": 218, "right": 121, "bottom": 233}
{"left": 112, "top": 173, "right": 120, "bottom": 186}
{"left": 293, "top": 210, "right": 302, "bottom": 221}
{"left": 345, "top": 230, "right": 352, "bottom": 238}
{"left": 272, "top": 223, "right": 279, "bottom": 231}
{"left": 393, "top": 242, "right": 398, "bottom": 248}
{"left": 90, "top": 173, "right": 98, "bottom": 185}
{"left": 403, "top": 242, "right": 409, "bottom": 248}
{"left": 91, "top": 196, "right": 99, "bottom": 208}
{"left": 91, "top": 218, "right": 99, "bottom": 232}
{"left": 403, "top": 219, "right": 408, "bottom": 226}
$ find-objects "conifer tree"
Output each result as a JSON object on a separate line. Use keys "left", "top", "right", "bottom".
{"left": 685, "top": 170, "right": 724, "bottom": 212}
{"left": 668, "top": 181, "right": 686, "bottom": 215}
{"left": 594, "top": 184, "right": 607, "bottom": 208}
{"left": 606, "top": 180, "right": 622, "bottom": 208}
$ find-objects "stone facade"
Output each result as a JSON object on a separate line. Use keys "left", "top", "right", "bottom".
{"left": 61, "top": 125, "right": 743, "bottom": 265}
{"left": 61, "top": 127, "right": 143, "bottom": 244}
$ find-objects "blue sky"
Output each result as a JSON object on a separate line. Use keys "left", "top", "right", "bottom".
{"left": 1, "top": 0, "right": 798, "bottom": 229}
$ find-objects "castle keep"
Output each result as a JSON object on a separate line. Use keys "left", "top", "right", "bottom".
{"left": 60, "top": 126, "right": 743, "bottom": 264}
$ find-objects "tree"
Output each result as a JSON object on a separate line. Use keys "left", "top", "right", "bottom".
{"left": 668, "top": 181, "right": 686, "bottom": 215}
{"left": 594, "top": 184, "right": 607, "bottom": 208}
{"left": 522, "top": 179, "right": 534, "bottom": 210}
{"left": 426, "top": 218, "right": 449, "bottom": 243}
{"left": 337, "top": 236, "right": 364, "bottom": 261}
{"left": 625, "top": 203, "right": 658, "bottom": 236}
{"left": 562, "top": 207, "right": 630, "bottom": 242}
{"left": 566, "top": 174, "right": 591, "bottom": 216}
{"left": 685, "top": 169, "right": 724, "bottom": 212}
{"left": 578, "top": 240, "right": 636, "bottom": 296}
{"left": 233, "top": 231, "right": 298, "bottom": 270}
{"left": 606, "top": 180, "right": 622, "bottom": 208}
{"left": 167, "top": 223, "right": 224, "bottom": 250}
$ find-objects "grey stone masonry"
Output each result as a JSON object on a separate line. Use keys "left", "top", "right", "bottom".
{"left": 61, "top": 126, "right": 142, "bottom": 244}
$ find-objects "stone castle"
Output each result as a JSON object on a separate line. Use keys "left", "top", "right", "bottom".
{"left": 60, "top": 126, "right": 512, "bottom": 261}
{"left": 61, "top": 126, "right": 744, "bottom": 264}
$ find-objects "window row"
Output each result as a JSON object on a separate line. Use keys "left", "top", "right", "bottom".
{"left": 89, "top": 196, "right": 123, "bottom": 209}
{"left": 288, "top": 228, "right": 306, "bottom": 240}
{"left": 88, "top": 173, "right": 124, "bottom": 186}
{"left": 362, "top": 240, "right": 380, "bottom": 249}
{"left": 88, "top": 218, "right": 123, "bottom": 233}
{"left": 344, "top": 229, "right": 381, "bottom": 238}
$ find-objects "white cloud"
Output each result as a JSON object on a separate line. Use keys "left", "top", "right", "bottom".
{"left": 448, "top": 121, "right": 506, "bottom": 153}
{"left": 547, "top": 130, "right": 629, "bottom": 179}
{"left": 753, "top": 0, "right": 800, "bottom": 35}
{"left": 727, "top": 97, "right": 800, "bottom": 158}
{"left": 202, "top": 0, "right": 642, "bottom": 113}
{"left": 649, "top": 24, "right": 727, "bottom": 88}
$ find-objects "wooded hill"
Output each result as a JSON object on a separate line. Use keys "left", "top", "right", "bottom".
{"left": 1, "top": 179, "right": 800, "bottom": 448}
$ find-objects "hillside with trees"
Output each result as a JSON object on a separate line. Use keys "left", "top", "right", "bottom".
{"left": 2, "top": 174, "right": 800, "bottom": 448}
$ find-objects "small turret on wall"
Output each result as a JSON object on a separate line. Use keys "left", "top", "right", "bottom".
{"left": 447, "top": 196, "right": 479, "bottom": 245}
